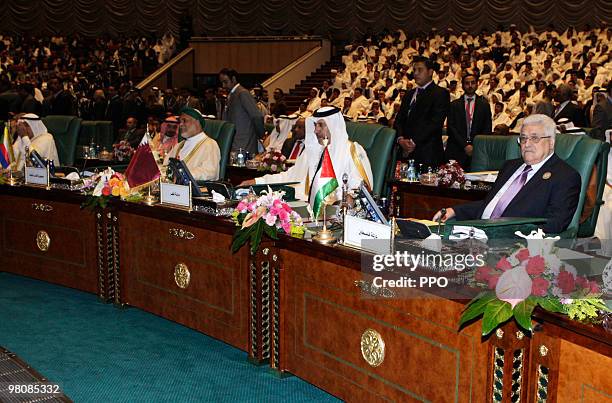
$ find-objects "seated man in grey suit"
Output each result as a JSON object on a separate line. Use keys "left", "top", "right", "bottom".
{"left": 433, "top": 114, "right": 581, "bottom": 234}
{"left": 219, "top": 68, "right": 264, "bottom": 156}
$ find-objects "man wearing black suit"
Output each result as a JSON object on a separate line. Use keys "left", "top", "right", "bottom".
{"left": 433, "top": 114, "right": 581, "bottom": 234}
{"left": 446, "top": 73, "right": 492, "bottom": 168}
{"left": 394, "top": 56, "right": 450, "bottom": 168}
{"left": 553, "top": 84, "right": 585, "bottom": 127}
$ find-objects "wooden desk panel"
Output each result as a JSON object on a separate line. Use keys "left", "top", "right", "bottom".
{"left": 0, "top": 194, "right": 98, "bottom": 294}
{"left": 119, "top": 212, "right": 250, "bottom": 350}
{"left": 391, "top": 181, "right": 487, "bottom": 219}
{"left": 279, "top": 249, "right": 489, "bottom": 402}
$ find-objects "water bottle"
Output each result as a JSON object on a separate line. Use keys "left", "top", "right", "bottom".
{"left": 25, "top": 146, "right": 32, "bottom": 167}
{"left": 48, "top": 159, "right": 56, "bottom": 176}
{"left": 236, "top": 148, "right": 245, "bottom": 167}
{"left": 407, "top": 159, "right": 417, "bottom": 182}
{"left": 89, "top": 136, "right": 97, "bottom": 159}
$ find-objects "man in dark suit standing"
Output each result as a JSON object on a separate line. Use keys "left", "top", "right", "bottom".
{"left": 394, "top": 56, "right": 450, "bottom": 168}
{"left": 446, "top": 73, "right": 492, "bottom": 169}
{"left": 553, "top": 84, "right": 585, "bottom": 127}
{"left": 433, "top": 114, "right": 581, "bottom": 234}
{"left": 590, "top": 83, "right": 612, "bottom": 141}
{"left": 219, "top": 68, "right": 264, "bottom": 156}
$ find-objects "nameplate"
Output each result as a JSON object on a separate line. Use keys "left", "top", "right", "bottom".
{"left": 25, "top": 166, "right": 49, "bottom": 187}
{"left": 160, "top": 182, "right": 192, "bottom": 210}
{"left": 343, "top": 214, "right": 392, "bottom": 254}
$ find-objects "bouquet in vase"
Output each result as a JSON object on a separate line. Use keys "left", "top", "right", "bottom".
{"left": 437, "top": 160, "right": 465, "bottom": 188}
{"left": 231, "top": 188, "right": 304, "bottom": 255}
{"left": 460, "top": 238, "right": 609, "bottom": 335}
{"left": 113, "top": 140, "right": 134, "bottom": 162}
{"left": 258, "top": 150, "right": 287, "bottom": 173}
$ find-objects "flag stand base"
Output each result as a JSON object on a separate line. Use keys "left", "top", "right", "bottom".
{"left": 313, "top": 227, "right": 336, "bottom": 244}
{"left": 142, "top": 194, "right": 158, "bottom": 206}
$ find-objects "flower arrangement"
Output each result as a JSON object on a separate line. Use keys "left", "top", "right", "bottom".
{"left": 460, "top": 241, "right": 609, "bottom": 335}
{"left": 231, "top": 188, "right": 304, "bottom": 255}
{"left": 81, "top": 168, "right": 142, "bottom": 209}
{"left": 437, "top": 160, "right": 465, "bottom": 188}
{"left": 113, "top": 140, "right": 134, "bottom": 162}
{"left": 258, "top": 150, "right": 287, "bottom": 173}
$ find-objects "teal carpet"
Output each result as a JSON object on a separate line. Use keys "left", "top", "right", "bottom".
{"left": 0, "top": 273, "right": 339, "bottom": 403}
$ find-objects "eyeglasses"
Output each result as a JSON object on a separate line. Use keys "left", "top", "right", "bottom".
{"left": 517, "top": 135, "right": 552, "bottom": 144}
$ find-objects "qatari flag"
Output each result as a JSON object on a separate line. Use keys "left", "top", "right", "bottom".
{"left": 125, "top": 134, "right": 161, "bottom": 189}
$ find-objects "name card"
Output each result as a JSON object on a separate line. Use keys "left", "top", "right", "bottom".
{"left": 25, "top": 166, "right": 49, "bottom": 187}
{"left": 160, "top": 182, "right": 192, "bottom": 210}
{"left": 343, "top": 214, "right": 392, "bottom": 254}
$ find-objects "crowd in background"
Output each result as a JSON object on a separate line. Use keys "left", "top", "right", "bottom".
{"left": 0, "top": 33, "right": 178, "bottom": 135}
{"left": 290, "top": 25, "right": 610, "bottom": 136}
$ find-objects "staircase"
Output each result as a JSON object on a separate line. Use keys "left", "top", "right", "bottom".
{"left": 284, "top": 55, "right": 343, "bottom": 113}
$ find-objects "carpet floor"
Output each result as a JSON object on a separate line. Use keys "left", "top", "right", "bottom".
{"left": 0, "top": 272, "right": 339, "bottom": 403}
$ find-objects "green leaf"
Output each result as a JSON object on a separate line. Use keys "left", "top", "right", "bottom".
{"left": 482, "top": 300, "right": 513, "bottom": 336}
{"left": 459, "top": 292, "right": 497, "bottom": 328}
{"left": 262, "top": 222, "right": 278, "bottom": 240}
{"left": 513, "top": 297, "right": 536, "bottom": 331}
{"left": 537, "top": 297, "right": 565, "bottom": 313}
{"left": 249, "top": 221, "right": 264, "bottom": 255}
{"left": 231, "top": 226, "right": 253, "bottom": 253}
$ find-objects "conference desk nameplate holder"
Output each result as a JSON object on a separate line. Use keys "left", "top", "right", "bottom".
{"left": 159, "top": 182, "right": 192, "bottom": 212}
{"left": 24, "top": 166, "right": 50, "bottom": 190}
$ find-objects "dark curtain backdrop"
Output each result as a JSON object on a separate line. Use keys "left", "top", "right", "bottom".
{"left": 1, "top": 0, "right": 609, "bottom": 39}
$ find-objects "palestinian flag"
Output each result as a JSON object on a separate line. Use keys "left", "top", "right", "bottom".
{"left": 310, "top": 147, "right": 338, "bottom": 220}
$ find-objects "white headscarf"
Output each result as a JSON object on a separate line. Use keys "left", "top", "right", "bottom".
{"left": 19, "top": 113, "right": 48, "bottom": 138}
{"left": 304, "top": 106, "right": 353, "bottom": 188}
{"left": 266, "top": 115, "right": 295, "bottom": 152}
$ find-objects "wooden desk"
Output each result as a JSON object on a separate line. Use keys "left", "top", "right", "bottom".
{"left": 390, "top": 180, "right": 488, "bottom": 219}
{"left": 1, "top": 184, "right": 610, "bottom": 402}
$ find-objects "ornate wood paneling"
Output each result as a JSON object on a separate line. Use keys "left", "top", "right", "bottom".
{"left": 278, "top": 249, "right": 490, "bottom": 402}
{"left": 0, "top": 194, "right": 98, "bottom": 294}
{"left": 118, "top": 212, "right": 250, "bottom": 351}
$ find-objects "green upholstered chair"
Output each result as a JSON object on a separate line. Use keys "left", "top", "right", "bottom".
{"left": 203, "top": 119, "right": 236, "bottom": 180}
{"left": 345, "top": 121, "right": 396, "bottom": 197}
{"left": 42, "top": 115, "right": 82, "bottom": 167}
{"left": 78, "top": 121, "right": 114, "bottom": 152}
{"left": 470, "top": 135, "right": 519, "bottom": 172}
{"left": 554, "top": 135, "right": 609, "bottom": 238}
{"left": 468, "top": 133, "right": 609, "bottom": 238}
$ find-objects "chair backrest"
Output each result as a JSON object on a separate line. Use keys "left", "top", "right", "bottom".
{"left": 204, "top": 119, "right": 236, "bottom": 180}
{"left": 471, "top": 135, "right": 519, "bottom": 171}
{"left": 345, "top": 121, "right": 396, "bottom": 196}
{"left": 554, "top": 134, "right": 608, "bottom": 237}
{"left": 42, "top": 115, "right": 82, "bottom": 166}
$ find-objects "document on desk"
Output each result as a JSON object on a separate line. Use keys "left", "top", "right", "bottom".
{"left": 464, "top": 171, "right": 498, "bottom": 183}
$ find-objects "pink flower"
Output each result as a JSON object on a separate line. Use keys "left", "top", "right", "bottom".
{"left": 264, "top": 213, "right": 277, "bottom": 226}
{"left": 270, "top": 164, "right": 277, "bottom": 172}
{"left": 242, "top": 206, "right": 266, "bottom": 229}
{"left": 516, "top": 248, "right": 530, "bottom": 262}
{"left": 475, "top": 266, "right": 493, "bottom": 282}
{"left": 576, "top": 276, "right": 600, "bottom": 294}
{"left": 487, "top": 274, "right": 500, "bottom": 289}
{"left": 237, "top": 201, "right": 248, "bottom": 212}
{"left": 557, "top": 271, "right": 575, "bottom": 294}
{"left": 531, "top": 277, "right": 549, "bottom": 296}
{"left": 282, "top": 221, "right": 291, "bottom": 233}
{"left": 526, "top": 256, "right": 545, "bottom": 276}
{"left": 278, "top": 210, "right": 289, "bottom": 222}
{"left": 496, "top": 257, "right": 513, "bottom": 271}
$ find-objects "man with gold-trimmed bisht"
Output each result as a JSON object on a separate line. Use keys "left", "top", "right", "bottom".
{"left": 163, "top": 106, "right": 220, "bottom": 181}
{"left": 240, "top": 106, "right": 373, "bottom": 202}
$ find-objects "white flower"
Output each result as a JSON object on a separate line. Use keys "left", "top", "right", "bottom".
{"left": 495, "top": 266, "right": 533, "bottom": 308}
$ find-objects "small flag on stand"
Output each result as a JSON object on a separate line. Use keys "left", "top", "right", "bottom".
{"left": 124, "top": 134, "right": 161, "bottom": 189}
{"left": 0, "top": 126, "right": 14, "bottom": 169}
{"left": 310, "top": 147, "right": 338, "bottom": 220}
